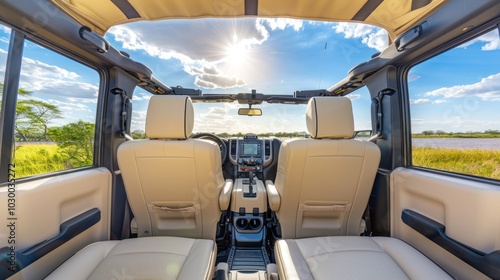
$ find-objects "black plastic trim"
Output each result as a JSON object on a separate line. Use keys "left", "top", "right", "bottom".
{"left": 411, "top": 0, "right": 431, "bottom": 11}
{"left": 0, "top": 30, "right": 24, "bottom": 183}
{"left": 0, "top": 208, "right": 101, "bottom": 278}
{"left": 352, "top": 0, "right": 383, "bottom": 21}
{"left": 244, "top": 0, "right": 258, "bottom": 16}
{"left": 214, "top": 269, "right": 228, "bottom": 280}
{"left": 402, "top": 209, "right": 500, "bottom": 279}
{"left": 111, "top": 0, "right": 141, "bottom": 19}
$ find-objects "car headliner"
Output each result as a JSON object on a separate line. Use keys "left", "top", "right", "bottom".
{"left": 50, "top": 0, "right": 448, "bottom": 39}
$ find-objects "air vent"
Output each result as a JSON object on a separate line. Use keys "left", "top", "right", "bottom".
{"left": 264, "top": 140, "right": 271, "bottom": 159}
{"left": 230, "top": 140, "right": 237, "bottom": 159}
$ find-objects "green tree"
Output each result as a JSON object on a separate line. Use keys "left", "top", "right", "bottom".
{"left": 422, "top": 130, "right": 434, "bottom": 136}
{"left": 48, "top": 121, "right": 95, "bottom": 168}
{"left": 16, "top": 99, "right": 62, "bottom": 141}
{"left": 15, "top": 101, "right": 41, "bottom": 141}
{"left": 1, "top": 83, "right": 61, "bottom": 141}
{"left": 485, "top": 129, "right": 500, "bottom": 134}
{"left": 435, "top": 130, "right": 446, "bottom": 135}
{"left": 24, "top": 99, "right": 62, "bottom": 140}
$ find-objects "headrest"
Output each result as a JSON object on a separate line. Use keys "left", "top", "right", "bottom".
{"left": 145, "top": 95, "right": 194, "bottom": 139}
{"left": 306, "top": 96, "right": 354, "bottom": 139}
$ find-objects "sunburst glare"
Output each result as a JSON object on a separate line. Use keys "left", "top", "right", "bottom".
{"left": 225, "top": 35, "right": 250, "bottom": 65}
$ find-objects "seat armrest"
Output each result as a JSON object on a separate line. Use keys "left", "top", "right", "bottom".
{"left": 219, "top": 179, "right": 233, "bottom": 211}
{"left": 265, "top": 180, "right": 281, "bottom": 211}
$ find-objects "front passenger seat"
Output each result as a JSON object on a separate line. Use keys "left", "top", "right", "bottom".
{"left": 266, "top": 96, "right": 380, "bottom": 238}
{"left": 118, "top": 95, "right": 232, "bottom": 239}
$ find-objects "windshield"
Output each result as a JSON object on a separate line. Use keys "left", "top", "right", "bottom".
{"left": 110, "top": 18, "right": 386, "bottom": 136}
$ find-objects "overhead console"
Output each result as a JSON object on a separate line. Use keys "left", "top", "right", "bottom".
{"left": 228, "top": 134, "right": 273, "bottom": 180}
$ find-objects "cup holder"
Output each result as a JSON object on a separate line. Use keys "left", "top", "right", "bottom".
{"left": 235, "top": 218, "right": 249, "bottom": 230}
{"left": 249, "top": 218, "right": 261, "bottom": 230}
{"left": 234, "top": 217, "right": 263, "bottom": 232}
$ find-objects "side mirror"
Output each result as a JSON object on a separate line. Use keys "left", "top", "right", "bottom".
{"left": 238, "top": 108, "right": 262, "bottom": 116}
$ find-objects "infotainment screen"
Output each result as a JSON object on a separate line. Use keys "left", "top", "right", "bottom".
{"left": 243, "top": 143, "right": 259, "bottom": 155}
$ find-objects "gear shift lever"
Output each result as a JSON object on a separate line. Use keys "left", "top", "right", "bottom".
{"left": 248, "top": 171, "right": 254, "bottom": 193}
{"left": 244, "top": 171, "right": 257, "bottom": 197}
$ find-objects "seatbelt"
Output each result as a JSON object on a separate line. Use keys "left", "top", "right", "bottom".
{"left": 111, "top": 87, "right": 133, "bottom": 140}
{"left": 369, "top": 88, "right": 394, "bottom": 143}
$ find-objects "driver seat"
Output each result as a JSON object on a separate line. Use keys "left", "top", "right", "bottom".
{"left": 117, "top": 95, "right": 232, "bottom": 239}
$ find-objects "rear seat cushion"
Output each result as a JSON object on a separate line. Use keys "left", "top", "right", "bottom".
{"left": 275, "top": 236, "right": 452, "bottom": 280}
{"left": 46, "top": 236, "right": 216, "bottom": 280}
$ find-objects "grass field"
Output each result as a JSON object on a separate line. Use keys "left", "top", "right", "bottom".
{"left": 13, "top": 144, "right": 500, "bottom": 180}
{"left": 412, "top": 147, "right": 500, "bottom": 179}
{"left": 412, "top": 133, "right": 500, "bottom": 138}
{"left": 14, "top": 144, "right": 69, "bottom": 178}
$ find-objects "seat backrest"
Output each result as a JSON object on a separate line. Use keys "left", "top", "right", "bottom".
{"left": 117, "top": 95, "right": 225, "bottom": 239}
{"left": 274, "top": 96, "right": 380, "bottom": 239}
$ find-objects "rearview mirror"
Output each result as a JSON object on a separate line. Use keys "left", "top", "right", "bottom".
{"left": 238, "top": 108, "right": 262, "bottom": 116}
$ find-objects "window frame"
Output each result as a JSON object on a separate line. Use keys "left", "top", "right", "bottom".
{"left": 0, "top": 24, "right": 107, "bottom": 184}
{"left": 400, "top": 24, "right": 500, "bottom": 184}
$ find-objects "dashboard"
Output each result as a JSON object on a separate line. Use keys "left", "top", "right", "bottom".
{"left": 228, "top": 134, "right": 274, "bottom": 180}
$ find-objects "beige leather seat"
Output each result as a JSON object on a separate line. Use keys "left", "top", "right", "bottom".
{"left": 266, "top": 96, "right": 380, "bottom": 238}
{"left": 46, "top": 236, "right": 216, "bottom": 280}
{"left": 275, "top": 236, "right": 452, "bottom": 280}
{"left": 118, "top": 95, "right": 232, "bottom": 239}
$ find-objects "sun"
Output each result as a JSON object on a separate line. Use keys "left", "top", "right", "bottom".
{"left": 225, "top": 35, "right": 249, "bottom": 64}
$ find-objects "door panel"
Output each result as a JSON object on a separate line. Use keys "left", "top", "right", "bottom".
{"left": 391, "top": 167, "right": 500, "bottom": 279}
{"left": 0, "top": 167, "right": 111, "bottom": 279}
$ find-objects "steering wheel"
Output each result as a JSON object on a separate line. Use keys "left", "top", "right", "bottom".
{"left": 190, "top": 133, "right": 228, "bottom": 164}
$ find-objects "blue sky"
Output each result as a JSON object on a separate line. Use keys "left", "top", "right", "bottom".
{"left": 0, "top": 19, "right": 499, "bottom": 134}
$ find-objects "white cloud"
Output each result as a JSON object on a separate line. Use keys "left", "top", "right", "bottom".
{"left": 362, "top": 28, "right": 388, "bottom": 52}
{"left": 47, "top": 99, "right": 92, "bottom": 112}
{"left": 260, "top": 19, "right": 303, "bottom": 31}
{"left": 333, "top": 22, "right": 388, "bottom": 52}
{"left": 333, "top": 23, "right": 374, "bottom": 39}
{"left": 459, "top": 30, "right": 500, "bottom": 51}
{"left": 195, "top": 74, "right": 245, "bottom": 89}
{"left": 424, "top": 73, "right": 500, "bottom": 101}
{"left": 18, "top": 57, "right": 98, "bottom": 100}
{"left": 410, "top": 98, "right": 432, "bottom": 105}
{"left": 108, "top": 19, "right": 277, "bottom": 89}
{"left": 347, "top": 93, "right": 360, "bottom": 101}
{"left": 194, "top": 104, "right": 241, "bottom": 133}
{"left": 131, "top": 110, "right": 147, "bottom": 132}
{"left": 433, "top": 99, "right": 447, "bottom": 104}
{"left": 108, "top": 18, "right": 306, "bottom": 90}
{"left": 410, "top": 98, "right": 447, "bottom": 105}
{"left": 133, "top": 92, "right": 151, "bottom": 101}
{"left": 1, "top": 26, "right": 10, "bottom": 35}
{"left": 0, "top": 50, "right": 98, "bottom": 126}
{"left": 0, "top": 50, "right": 98, "bottom": 100}
{"left": 408, "top": 72, "right": 421, "bottom": 82}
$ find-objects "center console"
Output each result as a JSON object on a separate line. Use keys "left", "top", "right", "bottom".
{"left": 226, "top": 175, "right": 270, "bottom": 272}
{"left": 217, "top": 134, "right": 276, "bottom": 275}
